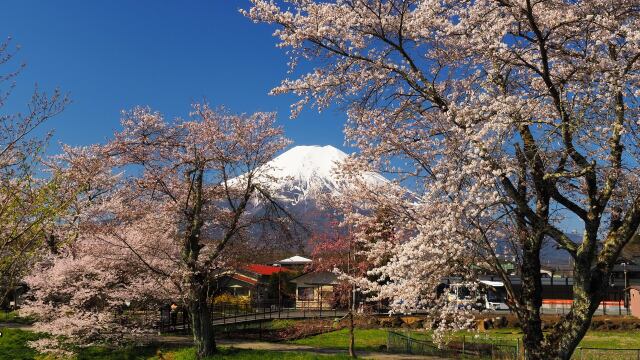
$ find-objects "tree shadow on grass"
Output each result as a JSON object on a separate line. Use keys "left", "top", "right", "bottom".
{"left": 76, "top": 341, "right": 186, "bottom": 360}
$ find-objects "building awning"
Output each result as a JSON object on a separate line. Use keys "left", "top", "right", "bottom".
{"left": 231, "top": 273, "right": 258, "bottom": 285}
{"left": 245, "top": 264, "right": 290, "bottom": 276}
{"left": 291, "top": 271, "right": 339, "bottom": 286}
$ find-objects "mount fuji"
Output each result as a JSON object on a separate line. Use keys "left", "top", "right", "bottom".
{"left": 248, "top": 145, "right": 388, "bottom": 207}
{"left": 226, "top": 145, "right": 389, "bottom": 248}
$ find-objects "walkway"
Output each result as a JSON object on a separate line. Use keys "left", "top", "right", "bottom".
{"left": 212, "top": 309, "right": 349, "bottom": 326}
{"left": 219, "top": 339, "right": 448, "bottom": 359}
{"left": 162, "top": 309, "right": 351, "bottom": 332}
{"left": 153, "top": 334, "right": 448, "bottom": 359}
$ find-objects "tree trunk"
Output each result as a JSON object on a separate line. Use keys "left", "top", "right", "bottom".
{"left": 518, "top": 283, "right": 599, "bottom": 359}
{"left": 348, "top": 310, "right": 356, "bottom": 358}
{"left": 543, "top": 306, "right": 595, "bottom": 359}
{"left": 540, "top": 262, "right": 604, "bottom": 359}
{"left": 515, "top": 231, "right": 546, "bottom": 360}
{"left": 190, "top": 280, "right": 216, "bottom": 358}
{"left": 519, "top": 235, "right": 608, "bottom": 359}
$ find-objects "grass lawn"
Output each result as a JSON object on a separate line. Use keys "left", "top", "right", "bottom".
{"left": 0, "top": 328, "right": 46, "bottom": 360}
{"left": 152, "top": 348, "right": 355, "bottom": 360}
{"left": 290, "top": 327, "right": 640, "bottom": 351}
{"left": 291, "top": 329, "right": 387, "bottom": 352}
{"left": 0, "top": 328, "right": 353, "bottom": 360}
{"left": 77, "top": 346, "right": 353, "bottom": 360}
{"left": 5, "top": 326, "right": 640, "bottom": 359}
{"left": 0, "top": 311, "right": 34, "bottom": 324}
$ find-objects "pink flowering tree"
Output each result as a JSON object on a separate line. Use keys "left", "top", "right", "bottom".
{"left": 25, "top": 104, "right": 291, "bottom": 357}
{"left": 307, "top": 217, "right": 371, "bottom": 358}
{"left": 245, "top": 1, "right": 640, "bottom": 358}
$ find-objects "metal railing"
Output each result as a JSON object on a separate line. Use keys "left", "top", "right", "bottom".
{"left": 573, "top": 347, "right": 640, "bottom": 360}
{"left": 387, "top": 331, "right": 518, "bottom": 359}
{"left": 157, "top": 301, "right": 350, "bottom": 333}
{"left": 209, "top": 301, "right": 345, "bottom": 325}
{"left": 387, "top": 331, "right": 640, "bottom": 360}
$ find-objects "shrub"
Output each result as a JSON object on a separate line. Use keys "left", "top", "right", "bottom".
{"left": 271, "top": 319, "right": 296, "bottom": 330}
{"left": 211, "top": 294, "right": 250, "bottom": 306}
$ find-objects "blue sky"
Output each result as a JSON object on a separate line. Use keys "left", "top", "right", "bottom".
{"left": 1, "top": 0, "right": 346, "bottom": 152}
{"left": 0, "top": 1, "right": 585, "bottom": 233}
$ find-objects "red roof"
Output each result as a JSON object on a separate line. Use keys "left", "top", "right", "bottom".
{"left": 245, "top": 264, "right": 289, "bottom": 276}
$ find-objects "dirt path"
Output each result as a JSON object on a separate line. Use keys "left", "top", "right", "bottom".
{"left": 3, "top": 326, "right": 447, "bottom": 359}
{"left": 149, "top": 334, "right": 447, "bottom": 359}
{"left": 0, "top": 322, "right": 33, "bottom": 330}
{"left": 218, "top": 339, "right": 448, "bottom": 359}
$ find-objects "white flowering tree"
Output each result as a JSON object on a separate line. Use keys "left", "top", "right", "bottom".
{"left": 245, "top": 1, "right": 640, "bottom": 358}
{"left": 25, "top": 104, "right": 292, "bottom": 358}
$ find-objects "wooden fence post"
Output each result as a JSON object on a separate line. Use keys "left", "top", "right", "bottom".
{"left": 386, "top": 331, "right": 390, "bottom": 352}
{"left": 462, "top": 335, "right": 465, "bottom": 356}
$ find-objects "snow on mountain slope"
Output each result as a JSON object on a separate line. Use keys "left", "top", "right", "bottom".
{"left": 238, "top": 145, "right": 388, "bottom": 205}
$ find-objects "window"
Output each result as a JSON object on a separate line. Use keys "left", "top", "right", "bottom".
{"left": 298, "top": 287, "right": 314, "bottom": 300}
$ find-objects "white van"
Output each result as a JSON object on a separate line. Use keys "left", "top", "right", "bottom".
{"left": 479, "top": 280, "right": 509, "bottom": 311}
{"left": 446, "top": 280, "right": 509, "bottom": 311}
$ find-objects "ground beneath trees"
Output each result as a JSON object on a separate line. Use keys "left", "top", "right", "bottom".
{"left": 153, "top": 334, "right": 445, "bottom": 360}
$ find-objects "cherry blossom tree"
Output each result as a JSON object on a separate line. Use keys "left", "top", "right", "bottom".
{"left": 310, "top": 216, "right": 374, "bottom": 358}
{"left": 0, "top": 37, "right": 69, "bottom": 305}
{"left": 245, "top": 1, "right": 640, "bottom": 358}
{"left": 25, "top": 104, "right": 291, "bottom": 357}
{"left": 23, "top": 145, "right": 138, "bottom": 355}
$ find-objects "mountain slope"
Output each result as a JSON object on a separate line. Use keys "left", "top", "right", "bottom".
{"left": 250, "top": 145, "right": 388, "bottom": 206}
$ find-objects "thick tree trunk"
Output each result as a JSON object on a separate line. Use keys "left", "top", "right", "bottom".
{"left": 189, "top": 279, "right": 216, "bottom": 358}
{"left": 543, "top": 305, "right": 596, "bottom": 359}
{"left": 518, "top": 243, "right": 545, "bottom": 360}
{"left": 515, "top": 262, "right": 610, "bottom": 360}
{"left": 541, "top": 262, "right": 605, "bottom": 360}
{"left": 518, "top": 282, "right": 599, "bottom": 360}
{"left": 519, "top": 230, "right": 609, "bottom": 359}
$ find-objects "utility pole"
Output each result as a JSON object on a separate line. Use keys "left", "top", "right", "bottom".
{"left": 623, "top": 262, "right": 629, "bottom": 312}
{"left": 348, "top": 230, "right": 357, "bottom": 358}
{"left": 278, "top": 268, "right": 282, "bottom": 310}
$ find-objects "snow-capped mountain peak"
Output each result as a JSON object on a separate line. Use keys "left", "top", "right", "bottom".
{"left": 253, "top": 145, "right": 388, "bottom": 205}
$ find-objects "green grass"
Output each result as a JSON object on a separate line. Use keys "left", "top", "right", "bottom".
{"left": 79, "top": 347, "right": 355, "bottom": 360}
{"left": 291, "top": 329, "right": 387, "bottom": 352}
{"left": 0, "top": 310, "right": 35, "bottom": 324}
{"left": 268, "top": 319, "right": 298, "bottom": 330}
{"left": 0, "top": 328, "right": 354, "bottom": 360}
{"left": 6, "top": 326, "right": 640, "bottom": 359}
{"left": 75, "top": 344, "right": 164, "bottom": 360}
{"left": 0, "top": 328, "right": 47, "bottom": 360}
{"left": 153, "top": 347, "right": 355, "bottom": 360}
{"left": 290, "top": 327, "right": 640, "bottom": 351}
{"left": 452, "top": 328, "right": 640, "bottom": 349}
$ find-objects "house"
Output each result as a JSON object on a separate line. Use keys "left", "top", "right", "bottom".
{"left": 291, "top": 271, "right": 339, "bottom": 310}
{"left": 216, "top": 268, "right": 259, "bottom": 298}
{"left": 214, "top": 264, "right": 290, "bottom": 303}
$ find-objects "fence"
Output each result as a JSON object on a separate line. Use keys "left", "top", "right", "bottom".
{"left": 387, "top": 331, "right": 640, "bottom": 360}
{"left": 573, "top": 347, "right": 640, "bottom": 360}
{"left": 157, "top": 307, "right": 190, "bottom": 333}
{"left": 157, "top": 301, "right": 347, "bottom": 333}
{"left": 541, "top": 301, "right": 630, "bottom": 316}
{"left": 387, "top": 331, "right": 518, "bottom": 359}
